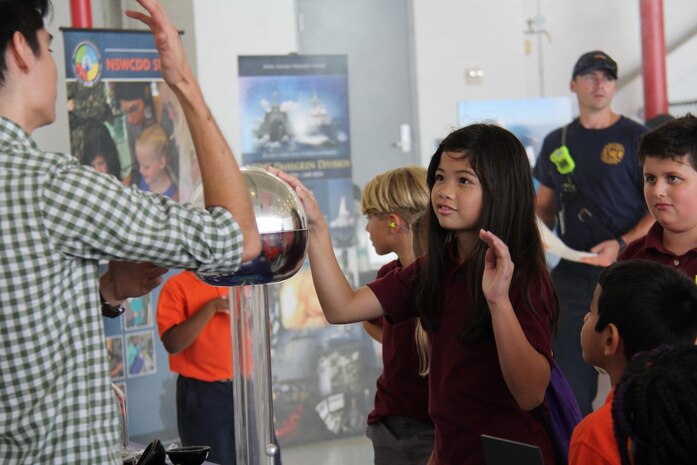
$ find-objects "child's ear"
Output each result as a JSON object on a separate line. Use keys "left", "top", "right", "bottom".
{"left": 602, "top": 323, "right": 622, "bottom": 357}
{"left": 387, "top": 213, "right": 401, "bottom": 232}
{"left": 157, "top": 153, "right": 168, "bottom": 169}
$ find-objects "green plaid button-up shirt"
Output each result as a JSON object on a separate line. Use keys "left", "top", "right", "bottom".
{"left": 0, "top": 116, "right": 243, "bottom": 464}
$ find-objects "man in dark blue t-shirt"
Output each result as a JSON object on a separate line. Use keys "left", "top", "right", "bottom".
{"left": 533, "top": 51, "right": 654, "bottom": 415}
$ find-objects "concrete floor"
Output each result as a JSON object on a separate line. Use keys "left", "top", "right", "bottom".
{"left": 282, "top": 435, "right": 372, "bottom": 465}
{"left": 278, "top": 374, "right": 611, "bottom": 465}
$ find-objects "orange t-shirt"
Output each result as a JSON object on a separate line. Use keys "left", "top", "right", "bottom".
{"left": 569, "top": 389, "right": 619, "bottom": 465}
{"left": 157, "top": 270, "right": 242, "bottom": 381}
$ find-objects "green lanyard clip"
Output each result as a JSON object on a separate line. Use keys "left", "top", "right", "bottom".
{"left": 550, "top": 124, "right": 575, "bottom": 175}
{"left": 551, "top": 145, "right": 575, "bottom": 175}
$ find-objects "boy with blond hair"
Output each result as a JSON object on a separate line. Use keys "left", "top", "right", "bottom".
{"left": 360, "top": 166, "right": 434, "bottom": 465}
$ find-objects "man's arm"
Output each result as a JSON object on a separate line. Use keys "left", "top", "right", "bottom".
{"left": 99, "top": 261, "right": 168, "bottom": 304}
{"left": 126, "top": 0, "right": 260, "bottom": 263}
{"left": 535, "top": 185, "right": 557, "bottom": 230}
{"left": 582, "top": 213, "right": 654, "bottom": 267}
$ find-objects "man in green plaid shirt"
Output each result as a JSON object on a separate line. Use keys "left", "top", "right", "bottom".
{"left": 0, "top": 0, "right": 261, "bottom": 463}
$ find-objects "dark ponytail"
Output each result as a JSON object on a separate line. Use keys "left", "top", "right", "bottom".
{"left": 612, "top": 345, "right": 697, "bottom": 465}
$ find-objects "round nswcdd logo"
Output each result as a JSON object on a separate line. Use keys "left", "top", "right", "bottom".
{"left": 72, "top": 40, "right": 102, "bottom": 87}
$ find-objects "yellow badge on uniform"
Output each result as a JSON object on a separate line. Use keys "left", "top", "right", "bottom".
{"left": 601, "top": 143, "right": 625, "bottom": 165}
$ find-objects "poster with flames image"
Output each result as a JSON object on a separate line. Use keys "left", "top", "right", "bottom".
{"left": 268, "top": 280, "right": 378, "bottom": 446}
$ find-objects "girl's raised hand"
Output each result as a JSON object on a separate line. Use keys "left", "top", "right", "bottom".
{"left": 266, "top": 166, "right": 324, "bottom": 228}
{"left": 479, "top": 229, "right": 514, "bottom": 308}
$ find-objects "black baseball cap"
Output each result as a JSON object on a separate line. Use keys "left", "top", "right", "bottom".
{"left": 572, "top": 51, "right": 618, "bottom": 80}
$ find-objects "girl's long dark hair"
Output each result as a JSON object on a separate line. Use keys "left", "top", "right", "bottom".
{"left": 415, "top": 123, "right": 558, "bottom": 339}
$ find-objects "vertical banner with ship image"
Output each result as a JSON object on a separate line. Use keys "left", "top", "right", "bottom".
{"left": 239, "top": 55, "right": 379, "bottom": 446}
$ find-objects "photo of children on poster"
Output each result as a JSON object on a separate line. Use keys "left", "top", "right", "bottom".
{"left": 126, "top": 331, "right": 157, "bottom": 378}
{"left": 106, "top": 335, "right": 125, "bottom": 380}
{"left": 64, "top": 30, "right": 200, "bottom": 202}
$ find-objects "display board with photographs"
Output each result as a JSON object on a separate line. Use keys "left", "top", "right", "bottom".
{"left": 63, "top": 29, "right": 190, "bottom": 442}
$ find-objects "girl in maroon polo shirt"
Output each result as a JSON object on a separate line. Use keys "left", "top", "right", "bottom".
{"left": 360, "top": 166, "right": 434, "bottom": 465}
{"left": 268, "top": 123, "right": 560, "bottom": 465}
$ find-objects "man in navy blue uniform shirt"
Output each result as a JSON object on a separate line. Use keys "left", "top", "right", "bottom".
{"left": 533, "top": 51, "right": 653, "bottom": 415}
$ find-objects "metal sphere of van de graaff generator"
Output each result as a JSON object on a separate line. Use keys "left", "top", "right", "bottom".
{"left": 190, "top": 166, "right": 308, "bottom": 286}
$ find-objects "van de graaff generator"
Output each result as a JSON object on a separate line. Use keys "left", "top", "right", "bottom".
{"left": 191, "top": 167, "right": 308, "bottom": 464}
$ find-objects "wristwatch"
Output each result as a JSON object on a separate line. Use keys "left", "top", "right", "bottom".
{"left": 616, "top": 237, "right": 627, "bottom": 253}
{"left": 100, "top": 292, "right": 125, "bottom": 318}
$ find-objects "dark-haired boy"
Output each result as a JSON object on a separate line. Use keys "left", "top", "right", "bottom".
{"left": 620, "top": 113, "right": 697, "bottom": 282}
{"left": 568, "top": 259, "right": 697, "bottom": 465}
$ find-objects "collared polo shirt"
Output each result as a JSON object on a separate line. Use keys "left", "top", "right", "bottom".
{"left": 620, "top": 222, "right": 697, "bottom": 282}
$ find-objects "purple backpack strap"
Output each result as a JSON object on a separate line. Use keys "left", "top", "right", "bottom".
{"left": 544, "top": 358, "right": 583, "bottom": 465}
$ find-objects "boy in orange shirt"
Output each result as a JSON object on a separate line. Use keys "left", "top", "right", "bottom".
{"left": 568, "top": 259, "right": 697, "bottom": 465}
{"left": 157, "top": 271, "right": 236, "bottom": 465}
